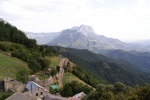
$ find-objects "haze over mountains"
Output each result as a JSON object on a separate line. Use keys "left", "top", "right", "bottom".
{"left": 26, "top": 25, "right": 149, "bottom": 53}
{"left": 25, "top": 32, "right": 61, "bottom": 44}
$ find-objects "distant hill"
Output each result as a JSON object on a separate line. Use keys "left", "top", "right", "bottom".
{"left": 103, "top": 49, "right": 150, "bottom": 71}
{"left": 53, "top": 46, "right": 150, "bottom": 86}
{"left": 133, "top": 39, "right": 150, "bottom": 46}
{"left": 25, "top": 32, "right": 61, "bottom": 44}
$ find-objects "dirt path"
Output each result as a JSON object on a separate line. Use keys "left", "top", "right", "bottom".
{"left": 58, "top": 58, "right": 69, "bottom": 87}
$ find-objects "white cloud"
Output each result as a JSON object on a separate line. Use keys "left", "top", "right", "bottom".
{"left": 0, "top": 0, "right": 150, "bottom": 40}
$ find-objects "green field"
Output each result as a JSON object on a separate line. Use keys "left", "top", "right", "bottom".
{"left": 63, "top": 72, "right": 92, "bottom": 88}
{"left": 0, "top": 52, "right": 30, "bottom": 80}
{"left": 49, "top": 56, "right": 59, "bottom": 68}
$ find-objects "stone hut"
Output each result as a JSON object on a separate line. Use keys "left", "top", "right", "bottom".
{"left": 3, "top": 77, "right": 25, "bottom": 92}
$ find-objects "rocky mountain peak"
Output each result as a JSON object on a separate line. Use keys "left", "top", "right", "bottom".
{"left": 71, "top": 24, "right": 96, "bottom": 37}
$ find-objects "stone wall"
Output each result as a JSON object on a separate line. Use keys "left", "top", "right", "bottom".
{"left": 24, "top": 87, "right": 49, "bottom": 100}
{"left": 4, "top": 77, "right": 25, "bottom": 92}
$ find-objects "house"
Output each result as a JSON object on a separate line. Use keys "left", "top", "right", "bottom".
{"left": 44, "top": 94, "right": 68, "bottom": 100}
{"left": 5, "top": 91, "right": 30, "bottom": 100}
{"left": 28, "top": 75, "right": 51, "bottom": 91}
{"left": 34, "top": 79, "right": 51, "bottom": 91}
{"left": 26, "top": 81, "right": 49, "bottom": 100}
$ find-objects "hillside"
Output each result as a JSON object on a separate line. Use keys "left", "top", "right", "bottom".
{"left": 103, "top": 49, "right": 150, "bottom": 71}
{"left": 63, "top": 73, "right": 89, "bottom": 85}
{"left": 0, "top": 52, "right": 29, "bottom": 80}
{"left": 53, "top": 46, "right": 150, "bottom": 86}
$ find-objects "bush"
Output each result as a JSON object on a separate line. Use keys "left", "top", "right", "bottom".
{"left": 114, "top": 82, "right": 127, "bottom": 93}
{"left": 16, "top": 68, "right": 30, "bottom": 83}
{"left": 28, "top": 59, "right": 41, "bottom": 73}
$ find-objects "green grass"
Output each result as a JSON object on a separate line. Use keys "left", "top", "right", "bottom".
{"left": 0, "top": 52, "right": 30, "bottom": 80}
{"left": 35, "top": 71, "right": 50, "bottom": 80}
{"left": 63, "top": 72, "right": 92, "bottom": 87}
{"left": 49, "top": 57, "right": 59, "bottom": 68}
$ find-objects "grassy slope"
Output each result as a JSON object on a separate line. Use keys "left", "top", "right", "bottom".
{"left": 49, "top": 56, "right": 59, "bottom": 68}
{"left": 63, "top": 72, "right": 92, "bottom": 88}
{"left": 0, "top": 52, "right": 93, "bottom": 87}
{"left": 0, "top": 52, "right": 29, "bottom": 80}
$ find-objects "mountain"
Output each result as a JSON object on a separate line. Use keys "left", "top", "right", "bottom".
{"left": 25, "top": 32, "right": 60, "bottom": 44}
{"left": 48, "top": 25, "right": 145, "bottom": 53}
{"left": 49, "top": 25, "right": 113, "bottom": 52}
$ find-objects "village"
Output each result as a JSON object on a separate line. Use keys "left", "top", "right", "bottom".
{"left": 1, "top": 57, "right": 86, "bottom": 100}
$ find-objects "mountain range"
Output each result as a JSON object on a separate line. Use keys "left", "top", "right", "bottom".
{"left": 48, "top": 25, "right": 141, "bottom": 52}
{"left": 26, "top": 25, "right": 149, "bottom": 52}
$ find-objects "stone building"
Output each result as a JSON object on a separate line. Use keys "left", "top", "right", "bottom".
{"left": 26, "top": 81, "right": 49, "bottom": 100}
{"left": 4, "top": 77, "right": 25, "bottom": 92}
{"left": 28, "top": 75, "right": 51, "bottom": 91}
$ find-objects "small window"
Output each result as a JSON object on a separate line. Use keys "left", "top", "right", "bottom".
{"left": 41, "top": 92, "right": 43, "bottom": 95}
{"left": 36, "top": 93, "right": 38, "bottom": 96}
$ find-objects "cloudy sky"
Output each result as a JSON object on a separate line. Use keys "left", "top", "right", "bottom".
{"left": 0, "top": 0, "right": 150, "bottom": 41}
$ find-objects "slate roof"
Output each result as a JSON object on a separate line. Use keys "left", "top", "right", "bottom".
{"left": 26, "top": 81, "right": 49, "bottom": 93}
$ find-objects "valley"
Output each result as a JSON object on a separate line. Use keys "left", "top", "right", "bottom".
{"left": 0, "top": 19, "right": 150, "bottom": 100}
